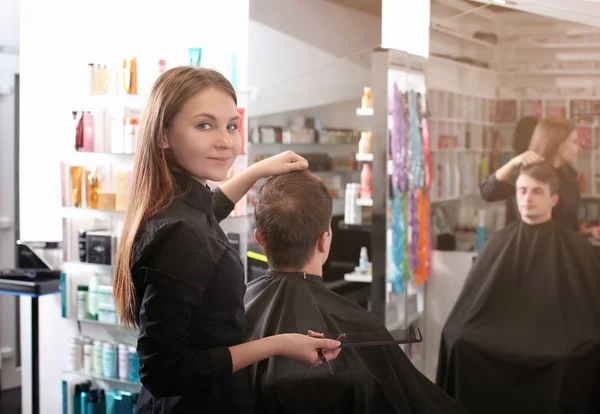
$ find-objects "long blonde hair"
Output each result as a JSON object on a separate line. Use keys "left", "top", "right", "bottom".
{"left": 113, "top": 67, "right": 237, "bottom": 326}
{"left": 528, "top": 117, "right": 576, "bottom": 163}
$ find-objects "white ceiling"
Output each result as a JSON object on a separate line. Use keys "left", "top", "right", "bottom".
{"left": 323, "top": 0, "right": 600, "bottom": 28}
{"left": 467, "top": 0, "right": 600, "bottom": 27}
{"left": 322, "top": 0, "right": 381, "bottom": 16}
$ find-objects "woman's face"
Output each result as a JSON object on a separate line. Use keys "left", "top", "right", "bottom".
{"left": 165, "top": 87, "right": 241, "bottom": 183}
{"left": 557, "top": 130, "right": 579, "bottom": 166}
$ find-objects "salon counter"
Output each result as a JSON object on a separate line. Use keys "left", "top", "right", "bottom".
{"left": 422, "top": 250, "right": 476, "bottom": 382}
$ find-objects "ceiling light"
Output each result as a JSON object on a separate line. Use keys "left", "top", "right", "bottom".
{"left": 491, "top": 0, "right": 507, "bottom": 4}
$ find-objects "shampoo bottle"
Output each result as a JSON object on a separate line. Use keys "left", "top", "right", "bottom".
{"left": 87, "top": 275, "right": 99, "bottom": 320}
{"left": 79, "top": 382, "right": 91, "bottom": 414}
{"left": 86, "top": 389, "right": 98, "bottom": 414}
{"left": 476, "top": 209, "right": 487, "bottom": 252}
{"left": 73, "top": 384, "right": 82, "bottom": 414}
{"left": 359, "top": 247, "right": 369, "bottom": 271}
{"left": 360, "top": 163, "right": 372, "bottom": 199}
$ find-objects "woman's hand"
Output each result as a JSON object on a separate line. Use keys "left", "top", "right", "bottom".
{"left": 277, "top": 333, "right": 341, "bottom": 367}
{"left": 252, "top": 151, "right": 309, "bottom": 178}
{"left": 590, "top": 226, "right": 600, "bottom": 240}
{"left": 308, "top": 329, "right": 346, "bottom": 343}
{"left": 510, "top": 150, "right": 544, "bottom": 168}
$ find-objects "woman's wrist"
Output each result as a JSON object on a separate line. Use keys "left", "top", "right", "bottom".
{"left": 265, "top": 334, "right": 288, "bottom": 357}
{"left": 246, "top": 162, "right": 266, "bottom": 181}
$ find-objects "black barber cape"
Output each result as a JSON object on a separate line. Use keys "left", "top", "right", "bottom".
{"left": 245, "top": 271, "right": 470, "bottom": 414}
{"left": 436, "top": 220, "right": 600, "bottom": 414}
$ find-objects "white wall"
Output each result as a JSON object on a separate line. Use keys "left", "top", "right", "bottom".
{"left": 0, "top": 0, "right": 21, "bottom": 392}
{"left": 19, "top": 1, "right": 249, "bottom": 412}
{"left": 0, "top": 0, "right": 19, "bottom": 51}
{"left": 248, "top": 0, "right": 380, "bottom": 117}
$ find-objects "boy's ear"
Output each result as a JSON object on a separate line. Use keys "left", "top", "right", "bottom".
{"left": 254, "top": 229, "right": 264, "bottom": 249}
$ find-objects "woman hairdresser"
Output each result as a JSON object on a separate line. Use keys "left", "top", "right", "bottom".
{"left": 480, "top": 116, "right": 599, "bottom": 238}
{"left": 493, "top": 116, "right": 539, "bottom": 225}
{"left": 112, "top": 67, "right": 342, "bottom": 414}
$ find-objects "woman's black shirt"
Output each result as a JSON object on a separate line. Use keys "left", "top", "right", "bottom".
{"left": 130, "top": 172, "right": 252, "bottom": 413}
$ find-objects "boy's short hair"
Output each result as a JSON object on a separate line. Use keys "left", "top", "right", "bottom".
{"left": 254, "top": 171, "right": 333, "bottom": 270}
{"left": 519, "top": 163, "right": 560, "bottom": 195}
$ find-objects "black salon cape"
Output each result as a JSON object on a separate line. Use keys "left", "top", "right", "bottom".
{"left": 244, "top": 272, "right": 470, "bottom": 414}
{"left": 436, "top": 220, "right": 600, "bottom": 414}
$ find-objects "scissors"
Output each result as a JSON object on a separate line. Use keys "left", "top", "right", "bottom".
{"left": 317, "top": 349, "right": 334, "bottom": 374}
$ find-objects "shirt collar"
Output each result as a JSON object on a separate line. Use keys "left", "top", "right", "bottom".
{"left": 267, "top": 270, "right": 324, "bottom": 286}
{"left": 172, "top": 171, "right": 214, "bottom": 215}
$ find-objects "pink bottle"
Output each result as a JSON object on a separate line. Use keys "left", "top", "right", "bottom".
{"left": 360, "top": 163, "right": 372, "bottom": 199}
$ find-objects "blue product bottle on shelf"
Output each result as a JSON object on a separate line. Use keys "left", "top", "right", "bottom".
{"left": 98, "top": 390, "right": 105, "bottom": 414}
{"left": 102, "top": 343, "right": 118, "bottom": 378}
{"left": 73, "top": 384, "right": 82, "bottom": 414}
{"left": 86, "top": 389, "right": 98, "bottom": 414}
{"left": 128, "top": 347, "right": 140, "bottom": 382}
{"left": 121, "top": 391, "right": 133, "bottom": 414}
{"left": 476, "top": 209, "right": 487, "bottom": 252}
{"left": 132, "top": 392, "right": 139, "bottom": 413}
{"left": 79, "top": 382, "right": 91, "bottom": 414}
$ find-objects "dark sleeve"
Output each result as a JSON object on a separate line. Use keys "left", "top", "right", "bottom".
{"left": 479, "top": 173, "right": 515, "bottom": 202}
{"left": 136, "top": 222, "right": 232, "bottom": 397}
{"left": 212, "top": 188, "right": 236, "bottom": 222}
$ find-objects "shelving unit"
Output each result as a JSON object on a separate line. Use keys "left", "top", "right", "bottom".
{"left": 58, "top": 50, "right": 251, "bottom": 412}
{"left": 338, "top": 49, "right": 430, "bottom": 370}
{"left": 491, "top": 98, "right": 600, "bottom": 197}
{"left": 246, "top": 105, "right": 366, "bottom": 222}
{"left": 64, "top": 370, "right": 142, "bottom": 388}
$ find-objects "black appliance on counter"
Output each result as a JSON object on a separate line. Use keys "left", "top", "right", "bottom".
{"left": 0, "top": 241, "right": 61, "bottom": 414}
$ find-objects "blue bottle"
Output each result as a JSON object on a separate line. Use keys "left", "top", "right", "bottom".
{"left": 73, "top": 384, "right": 82, "bottom": 414}
{"left": 79, "top": 382, "right": 91, "bottom": 414}
{"left": 476, "top": 209, "right": 487, "bottom": 252}
{"left": 132, "top": 393, "right": 139, "bottom": 413}
{"left": 98, "top": 389, "right": 105, "bottom": 414}
{"left": 86, "top": 389, "right": 98, "bottom": 414}
{"left": 128, "top": 347, "right": 140, "bottom": 383}
{"left": 102, "top": 343, "right": 118, "bottom": 379}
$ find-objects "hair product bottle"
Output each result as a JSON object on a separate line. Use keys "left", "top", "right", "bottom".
{"left": 360, "top": 163, "right": 372, "bottom": 199}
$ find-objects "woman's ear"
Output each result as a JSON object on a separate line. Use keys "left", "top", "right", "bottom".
{"left": 159, "top": 130, "right": 170, "bottom": 149}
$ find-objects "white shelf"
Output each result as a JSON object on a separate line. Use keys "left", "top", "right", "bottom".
{"left": 356, "top": 153, "right": 374, "bottom": 162}
{"left": 429, "top": 117, "right": 495, "bottom": 126}
{"left": 356, "top": 107, "right": 374, "bottom": 116}
{"left": 429, "top": 55, "right": 496, "bottom": 75}
{"left": 430, "top": 25, "right": 497, "bottom": 49}
{"left": 344, "top": 272, "right": 372, "bottom": 283}
{"left": 355, "top": 154, "right": 395, "bottom": 175}
{"left": 61, "top": 207, "right": 126, "bottom": 219}
{"left": 64, "top": 370, "right": 141, "bottom": 387}
{"left": 250, "top": 142, "right": 358, "bottom": 147}
{"left": 501, "top": 70, "right": 600, "bottom": 76}
{"left": 430, "top": 197, "right": 461, "bottom": 203}
{"left": 505, "top": 43, "right": 600, "bottom": 50}
{"left": 72, "top": 318, "right": 136, "bottom": 330}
